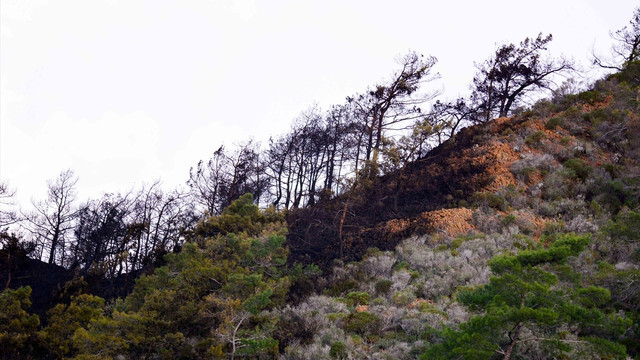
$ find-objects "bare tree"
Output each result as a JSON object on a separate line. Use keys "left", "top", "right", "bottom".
{"left": 128, "top": 183, "right": 193, "bottom": 271}
{"left": 72, "top": 193, "right": 132, "bottom": 276}
{"left": 23, "top": 170, "right": 78, "bottom": 265}
{"left": 188, "top": 146, "right": 228, "bottom": 215}
{"left": 188, "top": 140, "right": 267, "bottom": 216}
{"left": 593, "top": 7, "right": 640, "bottom": 71}
{"left": 265, "top": 105, "right": 361, "bottom": 209}
{"left": 0, "top": 181, "right": 20, "bottom": 228}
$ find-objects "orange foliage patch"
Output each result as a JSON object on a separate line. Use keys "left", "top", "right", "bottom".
{"left": 382, "top": 218, "right": 412, "bottom": 237}
{"left": 415, "top": 208, "right": 475, "bottom": 237}
{"left": 375, "top": 208, "right": 476, "bottom": 240}
{"left": 463, "top": 141, "right": 519, "bottom": 192}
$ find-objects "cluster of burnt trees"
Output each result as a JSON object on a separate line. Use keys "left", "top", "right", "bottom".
{"left": 11, "top": 9, "right": 640, "bottom": 275}
{"left": 188, "top": 36, "right": 579, "bottom": 212}
{"left": 2, "top": 173, "right": 196, "bottom": 279}
{"left": 188, "top": 52, "right": 442, "bottom": 212}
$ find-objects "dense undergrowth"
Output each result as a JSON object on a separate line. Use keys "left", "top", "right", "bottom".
{"left": 2, "top": 64, "right": 640, "bottom": 360}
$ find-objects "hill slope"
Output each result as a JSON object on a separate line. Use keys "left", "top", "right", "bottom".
{"left": 287, "top": 66, "right": 639, "bottom": 268}
{"left": 2, "top": 64, "right": 639, "bottom": 360}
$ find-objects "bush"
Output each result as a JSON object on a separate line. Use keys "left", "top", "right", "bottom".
{"left": 512, "top": 166, "right": 537, "bottom": 183}
{"left": 542, "top": 220, "right": 566, "bottom": 237}
{"left": 345, "top": 292, "right": 370, "bottom": 307}
{"left": 583, "top": 108, "right": 609, "bottom": 128}
{"left": 537, "top": 200, "right": 559, "bottom": 217}
{"left": 603, "top": 163, "right": 621, "bottom": 178}
{"left": 498, "top": 184, "right": 528, "bottom": 209}
{"left": 325, "top": 279, "right": 359, "bottom": 297}
{"left": 546, "top": 116, "right": 564, "bottom": 130}
{"left": 472, "top": 192, "right": 507, "bottom": 211}
{"left": 362, "top": 254, "right": 396, "bottom": 278}
{"left": 450, "top": 237, "right": 465, "bottom": 250}
{"left": 577, "top": 89, "right": 604, "bottom": 105}
{"left": 374, "top": 279, "right": 393, "bottom": 294}
{"left": 392, "top": 290, "right": 417, "bottom": 306}
{"left": 594, "top": 180, "right": 636, "bottom": 214}
{"left": 511, "top": 153, "right": 556, "bottom": 174}
{"left": 525, "top": 131, "right": 546, "bottom": 146}
{"left": 563, "top": 158, "right": 592, "bottom": 181}
{"left": 344, "top": 312, "right": 381, "bottom": 335}
{"left": 502, "top": 213, "right": 517, "bottom": 227}
{"left": 472, "top": 210, "right": 502, "bottom": 234}
{"left": 542, "top": 169, "right": 569, "bottom": 201}
{"left": 608, "top": 61, "right": 640, "bottom": 87}
{"left": 602, "top": 210, "right": 640, "bottom": 243}
{"left": 364, "top": 247, "right": 382, "bottom": 258}
{"left": 329, "top": 341, "right": 347, "bottom": 359}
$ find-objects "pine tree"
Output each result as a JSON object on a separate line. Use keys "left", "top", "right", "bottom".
{"left": 423, "top": 234, "right": 630, "bottom": 360}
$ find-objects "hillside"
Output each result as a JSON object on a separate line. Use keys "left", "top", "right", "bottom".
{"left": 278, "top": 64, "right": 640, "bottom": 359}
{"left": 2, "top": 63, "right": 640, "bottom": 359}
{"left": 287, "top": 67, "right": 639, "bottom": 268}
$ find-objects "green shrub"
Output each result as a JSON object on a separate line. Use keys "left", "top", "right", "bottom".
{"left": 603, "top": 163, "right": 621, "bottom": 178}
{"left": 435, "top": 244, "right": 449, "bottom": 252}
{"left": 602, "top": 210, "right": 640, "bottom": 243}
{"left": 546, "top": 117, "right": 564, "bottom": 130}
{"left": 346, "top": 292, "right": 370, "bottom": 307}
{"left": 525, "top": 131, "right": 546, "bottom": 146}
{"left": 473, "top": 192, "right": 507, "bottom": 211}
{"left": 512, "top": 165, "right": 536, "bottom": 179}
{"left": 329, "top": 341, "right": 347, "bottom": 359}
{"left": 372, "top": 297, "right": 386, "bottom": 306}
{"left": 577, "top": 89, "right": 604, "bottom": 105}
{"left": 0, "top": 287, "right": 40, "bottom": 358}
{"left": 583, "top": 108, "right": 608, "bottom": 127}
{"left": 594, "top": 180, "right": 637, "bottom": 214}
{"left": 546, "top": 219, "right": 566, "bottom": 233}
{"left": 344, "top": 312, "right": 381, "bottom": 335}
{"left": 563, "top": 158, "right": 592, "bottom": 180}
{"left": 325, "top": 279, "right": 359, "bottom": 297}
{"left": 426, "top": 233, "right": 630, "bottom": 360}
{"left": 392, "top": 290, "right": 417, "bottom": 306}
{"left": 326, "top": 313, "right": 348, "bottom": 322}
{"left": 408, "top": 269, "right": 420, "bottom": 279}
{"left": 590, "top": 200, "right": 602, "bottom": 217}
{"left": 374, "top": 279, "right": 393, "bottom": 294}
{"left": 364, "top": 247, "right": 382, "bottom": 258}
{"left": 502, "top": 213, "right": 517, "bottom": 226}
{"left": 608, "top": 60, "right": 640, "bottom": 87}
{"left": 451, "top": 237, "right": 464, "bottom": 250}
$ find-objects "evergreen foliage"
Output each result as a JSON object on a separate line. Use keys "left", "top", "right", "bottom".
{"left": 423, "top": 234, "right": 630, "bottom": 360}
{"left": 0, "top": 286, "right": 40, "bottom": 359}
{"left": 69, "top": 195, "right": 290, "bottom": 359}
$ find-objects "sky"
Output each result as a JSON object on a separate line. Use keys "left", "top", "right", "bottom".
{"left": 1, "top": 0, "right": 638, "bottom": 207}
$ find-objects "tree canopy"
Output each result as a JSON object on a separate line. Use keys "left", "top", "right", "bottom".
{"left": 471, "top": 33, "right": 574, "bottom": 121}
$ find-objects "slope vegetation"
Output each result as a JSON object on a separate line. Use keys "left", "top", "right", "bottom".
{"left": 287, "top": 66, "right": 639, "bottom": 269}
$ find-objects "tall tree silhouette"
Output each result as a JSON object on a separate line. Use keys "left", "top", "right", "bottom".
{"left": 472, "top": 33, "right": 574, "bottom": 121}
{"left": 23, "top": 170, "right": 78, "bottom": 265}
{"left": 347, "top": 52, "right": 439, "bottom": 162}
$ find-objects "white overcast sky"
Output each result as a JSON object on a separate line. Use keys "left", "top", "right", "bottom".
{"left": 1, "top": 0, "right": 638, "bottom": 206}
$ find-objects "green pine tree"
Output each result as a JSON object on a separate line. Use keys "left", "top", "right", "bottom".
{"left": 423, "top": 234, "right": 631, "bottom": 360}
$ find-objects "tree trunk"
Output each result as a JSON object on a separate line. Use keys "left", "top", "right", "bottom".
{"left": 503, "top": 324, "right": 522, "bottom": 360}
{"left": 48, "top": 225, "right": 61, "bottom": 264}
